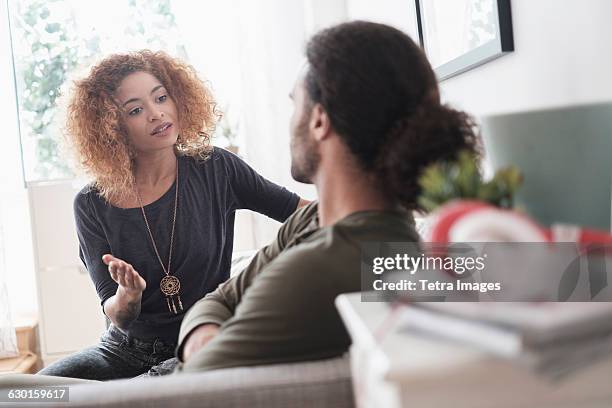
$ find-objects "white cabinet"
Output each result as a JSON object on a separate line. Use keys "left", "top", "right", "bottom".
{"left": 28, "top": 180, "right": 107, "bottom": 366}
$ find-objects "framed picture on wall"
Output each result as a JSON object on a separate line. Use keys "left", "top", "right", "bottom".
{"left": 414, "top": 0, "right": 514, "bottom": 80}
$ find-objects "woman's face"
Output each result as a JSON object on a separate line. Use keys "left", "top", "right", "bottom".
{"left": 115, "top": 71, "right": 180, "bottom": 154}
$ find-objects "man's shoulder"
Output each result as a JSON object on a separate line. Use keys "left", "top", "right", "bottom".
{"left": 258, "top": 230, "right": 361, "bottom": 296}
{"left": 277, "top": 201, "right": 319, "bottom": 239}
{"left": 287, "top": 200, "right": 318, "bottom": 223}
{"left": 273, "top": 218, "right": 360, "bottom": 274}
{"left": 277, "top": 208, "right": 420, "bottom": 270}
{"left": 281, "top": 204, "right": 419, "bottom": 255}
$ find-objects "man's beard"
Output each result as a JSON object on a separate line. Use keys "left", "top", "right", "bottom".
{"left": 290, "top": 117, "right": 320, "bottom": 184}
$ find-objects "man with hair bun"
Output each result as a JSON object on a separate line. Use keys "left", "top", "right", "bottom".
{"left": 177, "top": 20, "right": 480, "bottom": 372}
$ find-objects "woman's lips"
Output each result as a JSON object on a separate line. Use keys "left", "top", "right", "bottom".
{"left": 151, "top": 122, "right": 172, "bottom": 136}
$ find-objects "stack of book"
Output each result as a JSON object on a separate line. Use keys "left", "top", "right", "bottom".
{"left": 396, "top": 302, "right": 612, "bottom": 379}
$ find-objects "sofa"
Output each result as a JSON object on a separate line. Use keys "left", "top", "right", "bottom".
{"left": 38, "top": 355, "right": 353, "bottom": 407}
{"left": 43, "top": 250, "right": 355, "bottom": 407}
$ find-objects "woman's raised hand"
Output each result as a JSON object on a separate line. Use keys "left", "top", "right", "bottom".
{"left": 102, "top": 254, "right": 147, "bottom": 294}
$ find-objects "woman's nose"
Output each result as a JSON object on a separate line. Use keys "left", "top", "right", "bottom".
{"left": 148, "top": 109, "right": 164, "bottom": 122}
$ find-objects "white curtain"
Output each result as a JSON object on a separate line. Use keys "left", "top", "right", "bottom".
{"left": 173, "top": 0, "right": 325, "bottom": 246}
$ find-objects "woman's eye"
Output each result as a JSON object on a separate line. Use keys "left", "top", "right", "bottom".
{"left": 157, "top": 94, "right": 167, "bottom": 103}
{"left": 128, "top": 107, "right": 143, "bottom": 116}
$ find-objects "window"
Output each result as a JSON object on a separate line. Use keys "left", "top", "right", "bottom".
{"left": 8, "top": 0, "right": 186, "bottom": 181}
{"left": 6, "top": 0, "right": 308, "bottom": 261}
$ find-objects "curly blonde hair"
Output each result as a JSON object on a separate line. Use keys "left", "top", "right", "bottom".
{"left": 65, "top": 50, "right": 218, "bottom": 203}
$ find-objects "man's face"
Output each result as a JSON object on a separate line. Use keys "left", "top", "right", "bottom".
{"left": 288, "top": 74, "right": 320, "bottom": 184}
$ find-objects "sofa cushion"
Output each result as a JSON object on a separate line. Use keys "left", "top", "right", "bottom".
{"left": 65, "top": 355, "right": 354, "bottom": 408}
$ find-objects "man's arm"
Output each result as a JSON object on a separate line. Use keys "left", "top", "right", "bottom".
{"left": 178, "top": 241, "right": 358, "bottom": 372}
{"left": 177, "top": 202, "right": 319, "bottom": 361}
{"left": 297, "top": 198, "right": 311, "bottom": 209}
{"left": 177, "top": 255, "right": 259, "bottom": 361}
{"left": 180, "top": 324, "right": 220, "bottom": 361}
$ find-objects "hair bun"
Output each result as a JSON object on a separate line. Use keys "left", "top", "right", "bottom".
{"left": 375, "top": 104, "right": 481, "bottom": 211}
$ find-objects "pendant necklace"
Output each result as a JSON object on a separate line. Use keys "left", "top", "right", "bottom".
{"left": 135, "top": 159, "right": 183, "bottom": 314}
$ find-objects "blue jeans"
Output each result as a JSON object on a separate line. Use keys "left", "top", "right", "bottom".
{"left": 37, "top": 325, "right": 178, "bottom": 380}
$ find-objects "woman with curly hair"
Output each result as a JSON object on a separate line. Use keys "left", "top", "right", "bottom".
{"left": 38, "top": 50, "right": 305, "bottom": 380}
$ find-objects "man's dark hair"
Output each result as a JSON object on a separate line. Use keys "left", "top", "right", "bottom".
{"left": 305, "top": 21, "right": 480, "bottom": 211}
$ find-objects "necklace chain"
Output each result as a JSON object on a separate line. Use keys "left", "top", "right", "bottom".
{"left": 135, "top": 160, "right": 179, "bottom": 277}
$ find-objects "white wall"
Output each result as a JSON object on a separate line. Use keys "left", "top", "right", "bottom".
{"left": 345, "top": 0, "right": 612, "bottom": 115}
{"left": 440, "top": 0, "right": 612, "bottom": 116}
{"left": 173, "top": 0, "right": 322, "bottom": 248}
{"left": 346, "top": 0, "right": 419, "bottom": 40}
{"left": 304, "top": 0, "right": 348, "bottom": 36}
{"left": 236, "top": 0, "right": 316, "bottom": 244}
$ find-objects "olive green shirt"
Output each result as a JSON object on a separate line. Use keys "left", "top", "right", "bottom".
{"left": 177, "top": 201, "right": 419, "bottom": 372}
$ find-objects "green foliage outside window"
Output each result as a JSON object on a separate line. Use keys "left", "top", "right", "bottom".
{"left": 10, "top": 0, "right": 185, "bottom": 180}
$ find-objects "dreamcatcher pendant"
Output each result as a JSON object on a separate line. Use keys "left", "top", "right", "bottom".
{"left": 160, "top": 275, "right": 183, "bottom": 314}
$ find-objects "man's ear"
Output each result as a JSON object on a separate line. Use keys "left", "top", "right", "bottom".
{"left": 309, "top": 103, "right": 331, "bottom": 141}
